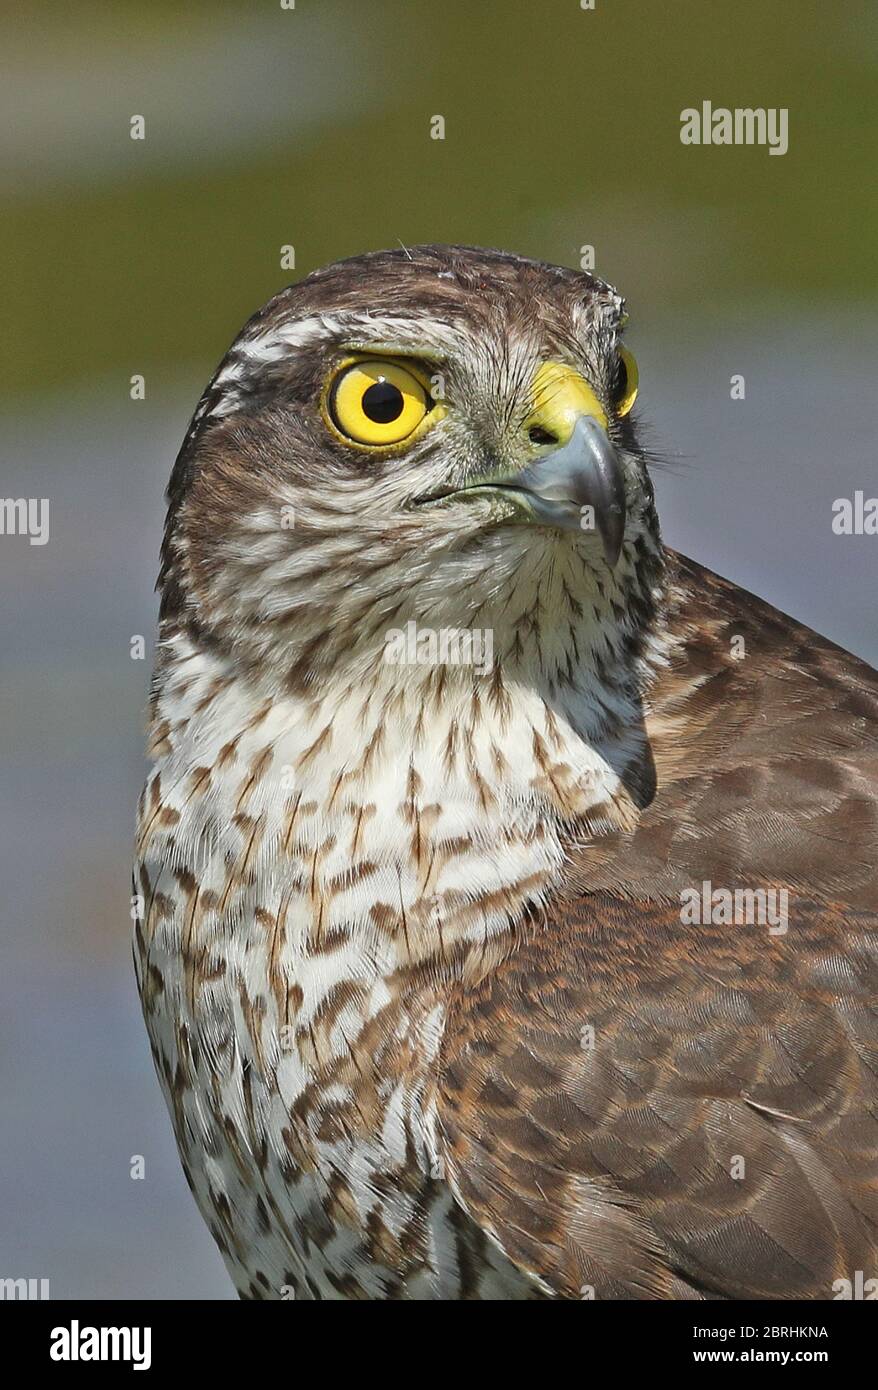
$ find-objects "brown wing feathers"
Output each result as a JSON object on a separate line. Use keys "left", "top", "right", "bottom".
{"left": 439, "top": 554, "right": 878, "bottom": 1298}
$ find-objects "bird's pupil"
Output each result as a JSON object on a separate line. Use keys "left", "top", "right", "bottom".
{"left": 362, "top": 380, "right": 404, "bottom": 423}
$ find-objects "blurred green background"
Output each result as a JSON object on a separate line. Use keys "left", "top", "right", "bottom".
{"left": 4, "top": 0, "right": 876, "bottom": 400}
{"left": 1, "top": 0, "right": 875, "bottom": 1299}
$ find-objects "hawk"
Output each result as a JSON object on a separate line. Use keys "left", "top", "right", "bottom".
{"left": 134, "top": 245, "right": 878, "bottom": 1300}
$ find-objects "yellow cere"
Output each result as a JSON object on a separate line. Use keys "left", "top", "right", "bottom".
{"left": 326, "top": 358, "right": 435, "bottom": 447}
{"left": 526, "top": 362, "right": 609, "bottom": 440}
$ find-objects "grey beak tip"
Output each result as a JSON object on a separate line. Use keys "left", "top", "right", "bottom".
{"left": 508, "top": 414, "right": 628, "bottom": 565}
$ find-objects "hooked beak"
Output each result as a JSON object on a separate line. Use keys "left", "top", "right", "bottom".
{"left": 415, "top": 363, "right": 628, "bottom": 568}
{"left": 496, "top": 414, "right": 627, "bottom": 566}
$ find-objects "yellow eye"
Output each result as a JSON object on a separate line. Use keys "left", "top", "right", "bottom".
{"left": 326, "top": 358, "right": 433, "bottom": 447}
{"left": 612, "top": 346, "right": 639, "bottom": 417}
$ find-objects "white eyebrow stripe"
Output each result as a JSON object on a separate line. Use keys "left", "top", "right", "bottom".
{"left": 203, "top": 356, "right": 248, "bottom": 419}
{"left": 232, "top": 310, "right": 465, "bottom": 372}
{"left": 208, "top": 321, "right": 333, "bottom": 399}
{"left": 237, "top": 313, "right": 348, "bottom": 365}
{"left": 341, "top": 314, "right": 464, "bottom": 354}
{"left": 203, "top": 311, "right": 466, "bottom": 425}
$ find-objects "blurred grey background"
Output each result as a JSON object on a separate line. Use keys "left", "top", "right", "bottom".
{"left": 1, "top": 0, "right": 875, "bottom": 1298}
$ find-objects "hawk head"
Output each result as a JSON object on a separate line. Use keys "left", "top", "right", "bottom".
{"left": 159, "top": 245, "right": 663, "bottom": 700}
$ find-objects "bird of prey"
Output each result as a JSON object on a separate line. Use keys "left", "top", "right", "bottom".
{"left": 134, "top": 245, "right": 877, "bottom": 1300}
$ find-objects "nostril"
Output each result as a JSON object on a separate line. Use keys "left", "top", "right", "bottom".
{"left": 528, "top": 425, "right": 558, "bottom": 446}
